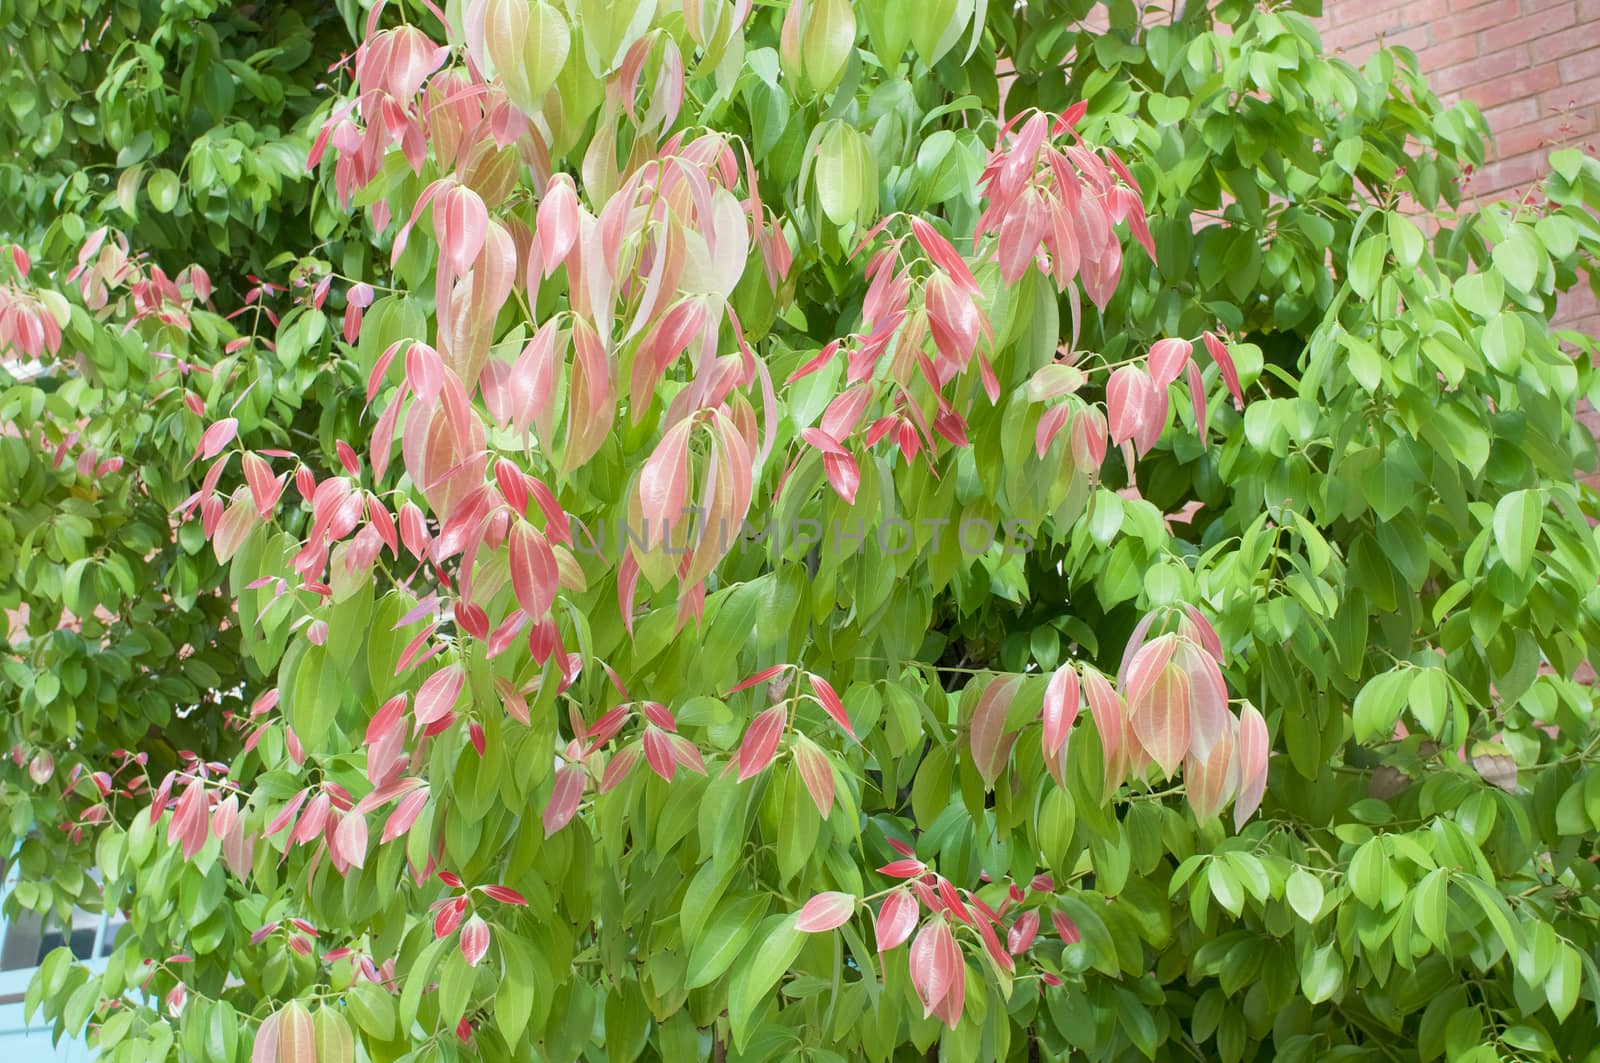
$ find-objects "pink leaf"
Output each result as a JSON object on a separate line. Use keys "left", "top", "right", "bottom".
{"left": 437, "top": 184, "right": 489, "bottom": 277}
{"left": 1106, "top": 365, "right": 1153, "bottom": 447}
{"left": 910, "top": 217, "right": 981, "bottom": 297}
{"left": 877, "top": 858, "right": 925, "bottom": 879}
{"left": 335, "top": 810, "right": 369, "bottom": 869}
{"left": 643, "top": 727, "right": 676, "bottom": 782}
{"left": 969, "top": 675, "right": 1023, "bottom": 790}
{"left": 1007, "top": 909, "right": 1039, "bottom": 955}
{"left": 725, "top": 664, "right": 787, "bottom": 696}
{"left": 792, "top": 735, "right": 836, "bottom": 817}
{"left": 875, "top": 889, "right": 919, "bottom": 952}
{"left": 1185, "top": 359, "right": 1208, "bottom": 440}
{"left": 809, "top": 674, "right": 853, "bottom": 737}
{"left": 796, "top": 891, "right": 857, "bottom": 933}
{"left": 737, "top": 705, "right": 787, "bottom": 781}
{"left": 822, "top": 451, "right": 860, "bottom": 505}
{"left": 1233, "top": 702, "right": 1269, "bottom": 829}
{"left": 544, "top": 765, "right": 588, "bottom": 838}
{"left": 909, "top": 918, "right": 961, "bottom": 1018}
{"left": 1128, "top": 654, "right": 1191, "bottom": 779}
{"left": 481, "top": 885, "right": 528, "bottom": 905}
{"left": 382, "top": 788, "right": 429, "bottom": 842}
{"left": 1041, "top": 664, "right": 1080, "bottom": 760}
{"left": 1203, "top": 330, "right": 1244, "bottom": 410}
{"left": 460, "top": 914, "right": 490, "bottom": 967}
{"left": 196, "top": 418, "right": 238, "bottom": 461}
{"left": 508, "top": 522, "right": 558, "bottom": 618}
{"left": 1083, "top": 668, "right": 1127, "bottom": 796}
{"left": 1147, "top": 338, "right": 1193, "bottom": 389}
{"left": 415, "top": 663, "right": 466, "bottom": 729}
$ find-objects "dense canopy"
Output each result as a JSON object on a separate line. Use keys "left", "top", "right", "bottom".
{"left": 5, "top": 0, "right": 1600, "bottom": 1060}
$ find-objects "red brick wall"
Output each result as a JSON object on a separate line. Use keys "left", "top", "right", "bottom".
{"left": 1318, "top": 0, "right": 1600, "bottom": 335}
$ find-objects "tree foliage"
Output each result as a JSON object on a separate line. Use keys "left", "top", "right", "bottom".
{"left": 6, "top": 0, "right": 1600, "bottom": 1060}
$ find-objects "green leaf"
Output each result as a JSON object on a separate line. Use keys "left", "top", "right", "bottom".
{"left": 729, "top": 915, "right": 805, "bottom": 1050}
{"left": 1546, "top": 941, "right": 1581, "bottom": 1022}
{"left": 684, "top": 894, "right": 768, "bottom": 988}
{"left": 1300, "top": 942, "right": 1344, "bottom": 1004}
{"left": 1493, "top": 490, "right": 1542, "bottom": 577}
{"left": 1387, "top": 214, "right": 1424, "bottom": 269}
{"left": 1352, "top": 668, "right": 1416, "bottom": 743}
{"left": 347, "top": 980, "right": 395, "bottom": 1040}
{"left": 1349, "top": 234, "right": 1387, "bottom": 299}
{"left": 1285, "top": 868, "right": 1324, "bottom": 924}
{"left": 148, "top": 168, "right": 180, "bottom": 213}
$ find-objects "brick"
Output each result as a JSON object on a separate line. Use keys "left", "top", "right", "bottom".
{"left": 1481, "top": 2, "right": 1576, "bottom": 49}
{"left": 1433, "top": 0, "right": 1520, "bottom": 41}
{"left": 1323, "top": 7, "right": 1407, "bottom": 50}
{"left": 1337, "top": 26, "right": 1431, "bottom": 63}
{"left": 1547, "top": 73, "right": 1600, "bottom": 109}
{"left": 1419, "top": 34, "right": 1481, "bottom": 71}
{"left": 1461, "top": 64, "right": 1563, "bottom": 109}
{"left": 1480, "top": 96, "right": 1542, "bottom": 130}
{"left": 1559, "top": 49, "right": 1600, "bottom": 86}
{"left": 1430, "top": 45, "right": 1530, "bottom": 95}
{"left": 1539, "top": 15, "right": 1600, "bottom": 59}
{"left": 1496, "top": 111, "right": 1597, "bottom": 157}
{"left": 1471, "top": 154, "right": 1552, "bottom": 198}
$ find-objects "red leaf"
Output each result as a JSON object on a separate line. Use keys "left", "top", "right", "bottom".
{"left": 736, "top": 705, "right": 786, "bottom": 781}
{"left": 1069, "top": 407, "right": 1107, "bottom": 470}
{"left": 638, "top": 419, "right": 693, "bottom": 550}
{"left": 968, "top": 674, "right": 1023, "bottom": 790}
{"left": 642, "top": 701, "right": 677, "bottom": 731}
{"left": 809, "top": 674, "right": 853, "bottom": 738}
{"left": 334, "top": 810, "right": 369, "bottom": 869}
{"left": 1042, "top": 664, "right": 1080, "bottom": 760}
{"left": 1007, "top": 909, "right": 1039, "bottom": 954}
{"left": 1129, "top": 655, "right": 1192, "bottom": 779}
{"left": 669, "top": 734, "right": 707, "bottom": 775}
{"left": 795, "top": 891, "right": 856, "bottom": 933}
{"left": 382, "top": 788, "right": 429, "bottom": 842}
{"left": 875, "top": 889, "right": 919, "bottom": 952}
{"left": 1106, "top": 365, "right": 1154, "bottom": 446}
{"left": 1185, "top": 358, "right": 1208, "bottom": 440}
{"left": 1234, "top": 701, "right": 1269, "bottom": 829}
{"left": 972, "top": 905, "right": 1014, "bottom": 973}
{"left": 544, "top": 765, "right": 588, "bottom": 838}
{"left": 876, "top": 858, "right": 925, "bottom": 879}
{"left": 910, "top": 217, "right": 981, "bottom": 297}
{"left": 414, "top": 664, "right": 466, "bottom": 729}
{"left": 434, "top": 896, "right": 467, "bottom": 939}
{"left": 437, "top": 184, "right": 489, "bottom": 276}
{"left": 196, "top": 418, "right": 238, "bottom": 461}
{"left": 1082, "top": 668, "right": 1127, "bottom": 796}
{"left": 909, "top": 918, "right": 961, "bottom": 1018}
{"left": 508, "top": 522, "right": 558, "bottom": 618}
{"left": 1147, "top": 338, "right": 1193, "bottom": 389}
{"left": 481, "top": 885, "right": 528, "bottom": 905}
{"left": 1035, "top": 404, "right": 1071, "bottom": 458}
{"left": 725, "top": 664, "right": 787, "bottom": 696}
{"left": 792, "top": 735, "right": 835, "bottom": 817}
{"left": 274, "top": 1003, "right": 314, "bottom": 1063}
{"left": 460, "top": 914, "right": 490, "bottom": 967}
{"left": 642, "top": 727, "right": 676, "bottom": 782}
{"left": 1203, "top": 330, "right": 1244, "bottom": 410}
{"left": 536, "top": 174, "right": 580, "bottom": 275}
{"left": 937, "top": 879, "right": 973, "bottom": 925}
{"left": 787, "top": 339, "right": 841, "bottom": 384}
{"left": 1184, "top": 604, "right": 1224, "bottom": 664}
{"left": 599, "top": 745, "right": 640, "bottom": 792}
